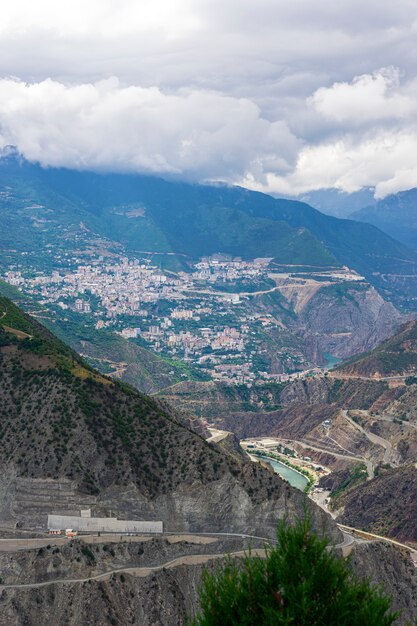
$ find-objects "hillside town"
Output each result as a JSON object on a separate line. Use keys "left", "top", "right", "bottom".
{"left": 3, "top": 251, "right": 360, "bottom": 383}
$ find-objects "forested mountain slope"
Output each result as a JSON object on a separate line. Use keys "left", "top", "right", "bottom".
{"left": 1, "top": 156, "right": 417, "bottom": 307}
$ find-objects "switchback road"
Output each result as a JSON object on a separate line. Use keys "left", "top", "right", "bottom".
{"left": 341, "top": 410, "right": 395, "bottom": 465}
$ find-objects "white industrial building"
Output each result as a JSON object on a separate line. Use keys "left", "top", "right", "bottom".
{"left": 47, "top": 512, "right": 163, "bottom": 534}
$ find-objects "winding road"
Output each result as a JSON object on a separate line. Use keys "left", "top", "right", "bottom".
{"left": 0, "top": 522, "right": 415, "bottom": 591}
{"left": 0, "top": 529, "right": 358, "bottom": 591}
{"left": 0, "top": 549, "right": 267, "bottom": 590}
{"left": 341, "top": 410, "right": 395, "bottom": 465}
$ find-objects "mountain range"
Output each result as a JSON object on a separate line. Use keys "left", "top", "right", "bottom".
{"left": 351, "top": 188, "right": 417, "bottom": 249}
{"left": 1, "top": 155, "right": 417, "bottom": 309}
{"left": 299, "top": 185, "right": 417, "bottom": 252}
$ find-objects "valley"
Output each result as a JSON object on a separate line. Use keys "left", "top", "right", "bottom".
{"left": 1, "top": 160, "right": 417, "bottom": 623}
{"left": 4, "top": 246, "right": 396, "bottom": 387}
{"left": 0, "top": 276, "right": 416, "bottom": 623}
{"left": 3, "top": 2, "right": 417, "bottom": 623}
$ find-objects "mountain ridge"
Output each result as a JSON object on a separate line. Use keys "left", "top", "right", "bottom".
{"left": 336, "top": 318, "right": 417, "bottom": 378}
{"left": 351, "top": 188, "right": 417, "bottom": 249}
{"left": 2, "top": 156, "right": 417, "bottom": 309}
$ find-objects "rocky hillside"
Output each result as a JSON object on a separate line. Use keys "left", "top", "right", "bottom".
{"left": 338, "top": 319, "right": 417, "bottom": 377}
{"left": 164, "top": 372, "right": 417, "bottom": 544}
{"left": 1, "top": 294, "right": 417, "bottom": 623}
{"left": 0, "top": 295, "right": 331, "bottom": 538}
{"left": 296, "top": 283, "right": 403, "bottom": 359}
{"left": 347, "top": 541, "right": 417, "bottom": 625}
{"left": 338, "top": 464, "right": 417, "bottom": 544}
{"left": 0, "top": 537, "right": 415, "bottom": 625}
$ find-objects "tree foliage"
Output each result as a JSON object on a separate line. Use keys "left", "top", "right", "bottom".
{"left": 190, "top": 516, "right": 398, "bottom": 625}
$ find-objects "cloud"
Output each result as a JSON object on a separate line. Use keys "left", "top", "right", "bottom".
{"left": 252, "top": 130, "right": 417, "bottom": 197}
{"left": 310, "top": 68, "right": 417, "bottom": 124}
{"left": 1, "top": 1, "right": 417, "bottom": 197}
{"left": 0, "top": 0, "right": 416, "bottom": 98}
{"left": 242, "top": 68, "right": 417, "bottom": 198}
{"left": 0, "top": 77, "right": 299, "bottom": 181}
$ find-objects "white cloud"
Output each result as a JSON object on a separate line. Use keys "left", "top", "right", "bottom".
{"left": 246, "top": 129, "right": 417, "bottom": 198}
{"left": 1, "top": 1, "right": 417, "bottom": 198}
{"left": 242, "top": 68, "right": 417, "bottom": 198}
{"left": 310, "top": 68, "right": 417, "bottom": 124}
{"left": 0, "top": 0, "right": 201, "bottom": 38}
{"left": 0, "top": 77, "right": 299, "bottom": 181}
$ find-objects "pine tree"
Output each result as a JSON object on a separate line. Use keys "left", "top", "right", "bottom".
{"left": 190, "top": 515, "right": 398, "bottom": 625}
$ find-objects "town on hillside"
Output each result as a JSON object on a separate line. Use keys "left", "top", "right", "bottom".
{"left": 3, "top": 248, "right": 364, "bottom": 384}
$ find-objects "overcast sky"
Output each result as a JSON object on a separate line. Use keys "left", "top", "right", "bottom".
{"left": 1, "top": 0, "right": 417, "bottom": 198}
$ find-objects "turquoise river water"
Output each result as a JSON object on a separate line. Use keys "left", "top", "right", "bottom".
{"left": 261, "top": 457, "right": 309, "bottom": 491}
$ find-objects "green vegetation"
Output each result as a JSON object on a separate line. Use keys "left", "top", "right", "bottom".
{"left": 81, "top": 545, "right": 96, "bottom": 564}
{"left": 0, "top": 294, "right": 201, "bottom": 393}
{"left": 190, "top": 515, "right": 397, "bottom": 625}
{"left": 3, "top": 157, "right": 417, "bottom": 310}
{"left": 0, "top": 295, "right": 84, "bottom": 372}
{"left": 330, "top": 464, "right": 368, "bottom": 502}
{"left": 321, "top": 282, "right": 365, "bottom": 306}
{"left": 48, "top": 312, "right": 201, "bottom": 389}
{"left": 212, "top": 278, "right": 276, "bottom": 294}
{"left": 159, "top": 381, "right": 285, "bottom": 418}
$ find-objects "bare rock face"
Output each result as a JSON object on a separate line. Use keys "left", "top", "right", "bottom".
{"left": 347, "top": 542, "right": 417, "bottom": 625}
{"left": 298, "top": 285, "right": 404, "bottom": 359}
{"left": 1, "top": 565, "right": 205, "bottom": 626}
{"left": 279, "top": 378, "right": 331, "bottom": 405}
{"left": 0, "top": 538, "right": 216, "bottom": 626}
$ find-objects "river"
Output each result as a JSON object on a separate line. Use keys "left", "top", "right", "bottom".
{"left": 323, "top": 352, "right": 342, "bottom": 370}
{"left": 261, "top": 457, "right": 309, "bottom": 491}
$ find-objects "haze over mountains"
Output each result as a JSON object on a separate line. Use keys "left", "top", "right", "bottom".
{"left": 292, "top": 188, "right": 377, "bottom": 219}
{"left": 296, "top": 185, "right": 417, "bottom": 252}
{"left": 351, "top": 189, "right": 417, "bottom": 249}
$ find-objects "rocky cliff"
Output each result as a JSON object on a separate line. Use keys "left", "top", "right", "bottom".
{"left": 297, "top": 283, "right": 404, "bottom": 359}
